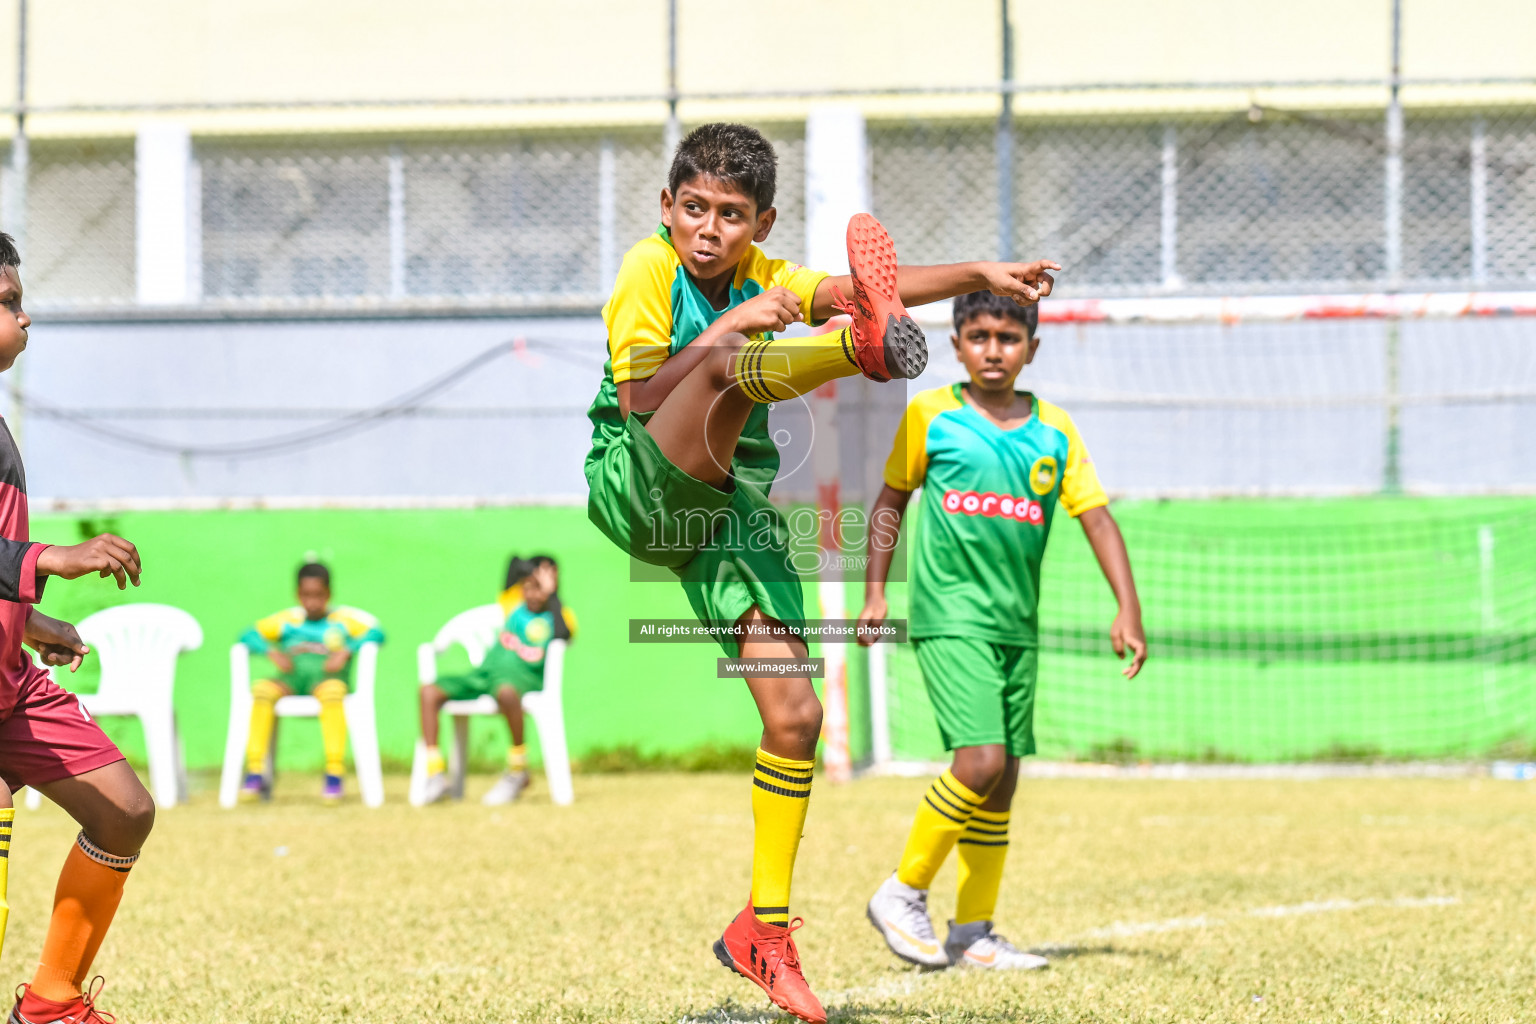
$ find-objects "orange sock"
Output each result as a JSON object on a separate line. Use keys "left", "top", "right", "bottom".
{"left": 30, "top": 832, "right": 137, "bottom": 1001}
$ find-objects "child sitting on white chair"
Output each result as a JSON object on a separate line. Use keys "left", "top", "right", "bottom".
{"left": 238, "top": 562, "right": 384, "bottom": 804}
{"left": 419, "top": 555, "right": 575, "bottom": 805}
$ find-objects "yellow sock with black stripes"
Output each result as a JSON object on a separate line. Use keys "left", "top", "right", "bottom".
{"left": 507, "top": 744, "right": 528, "bottom": 773}
{"left": 245, "top": 679, "right": 283, "bottom": 774}
{"left": 0, "top": 808, "right": 11, "bottom": 957}
{"left": 750, "top": 748, "right": 814, "bottom": 927}
{"left": 425, "top": 746, "right": 447, "bottom": 776}
{"left": 895, "top": 769, "right": 984, "bottom": 890}
{"left": 731, "top": 329, "right": 859, "bottom": 403}
{"left": 955, "top": 808, "right": 1010, "bottom": 924}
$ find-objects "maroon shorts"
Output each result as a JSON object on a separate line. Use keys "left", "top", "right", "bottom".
{"left": 0, "top": 663, "right": 124, "bottom": 792}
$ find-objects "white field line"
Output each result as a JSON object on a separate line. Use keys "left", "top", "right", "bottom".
{"left": 1069, "top": 895, "right": 1461, "bottom": 943}
{"left": 816, "top": 895, "right": 1461, "bottom": 1008}
{"left": 862, "top": 760, "right": 1491, "bottom": 781}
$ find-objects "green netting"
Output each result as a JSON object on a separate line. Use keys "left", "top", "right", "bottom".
{"left": 877, "top": 497, "right": 1536, "bottom": 763}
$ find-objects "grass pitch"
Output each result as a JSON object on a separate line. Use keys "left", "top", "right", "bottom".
{"left": 2, "top": 773, "right": 1532, "bottom": 1023}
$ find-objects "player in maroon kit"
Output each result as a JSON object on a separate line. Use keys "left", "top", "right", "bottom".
{"left": 0, "top": 233, "right": 157, "bottom": 1024}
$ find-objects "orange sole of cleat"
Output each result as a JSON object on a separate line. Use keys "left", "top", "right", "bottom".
{"left": 712, "top": 939, "right": 827, "bottom": 1024}
{"left": 846, "top": 213, "right": 927, "bottom": 381}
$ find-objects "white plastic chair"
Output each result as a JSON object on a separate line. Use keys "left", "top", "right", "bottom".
{"left": 408, "top": 604, "right": 574, "bottom": 806}
{"left": 218, "top": 606, "right": 385, "bottom": 808}
{"left": 26, "top": 603, "right": 202, "bottom": 810}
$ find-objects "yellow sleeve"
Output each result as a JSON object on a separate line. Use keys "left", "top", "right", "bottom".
{"left": 497, "top": 584, "right": 522, "bottom": 618}
{"left": 561, "top": 606, "right": 578, "bottom": 640}
{"left": 882, "top": 388, "right": 961, "bottom": 492}
{"left": 255, "top": 608, "right": 299, "bottom": 644}
{"left": 760, "top": 250, "right": 830, "bottom": 326}
{"left": 603, "top": 236, "right": 678, "bottom": 384}
{"left": 1038, "top": 401, "right": 1109, "bottom": 517}
{"left": 332, "top": 609, "right": 385, "bottom": 646}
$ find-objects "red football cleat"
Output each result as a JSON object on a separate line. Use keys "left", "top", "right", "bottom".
{"left": 10, "top": 978, "right": 116, "bottom": 1024}
{"left": 712, "top": 899, "right": 827, "bottom": 1024}
{"left": 831, "top": 212, "right": 928, "bottom": 383}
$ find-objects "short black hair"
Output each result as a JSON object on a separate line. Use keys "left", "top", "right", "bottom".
{"left": 952, "top": 291, "right": 1038, "bottom": 338}
{"left": 505, "top": 556, "right": 532, "bottom": 590}
{"left": 505, "top": 553, "right": 558, "bottom": 590}
{"left": 297, "top": 562, "right": 331, "bottom": 588}
{"left": 668, "top": 123, "right": 777, "bottom": 213}
{"left": 0, "top": 232, "right": 19, "bottom": 268}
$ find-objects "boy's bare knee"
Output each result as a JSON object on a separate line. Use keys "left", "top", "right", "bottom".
{"left": 766, "top": 692, "right": 822, "bottom": 755}
{"left": 87, "top": 786, "right": 155, "bottom": 857}
{"left": 953, "top": 745, "right": 1007, "bottom": 797}
{"left": 125, "top": 790, "right": 157, "bottom": 847}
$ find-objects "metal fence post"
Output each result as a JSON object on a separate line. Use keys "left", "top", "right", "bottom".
{"left": 1160, "top": 124, "right": 1180, "bottom": 289}
{"left": 1381, "top": 0, "right": 1404, "bottom": 494}
{"left": 1383, "top": 0, "right": 1403, "bottom": 290}
{"left": 387, "top": 144, "right": 406, "bottom": 299}
{"left": 995, "top": 0, "right": 1014, "bottom": 262}
{"left": 1470, "top": 117, "right": 1488, "bottom": 286}
{"left": 663, "top": 0, "right": 681, "bottom": 158}
{"left": 598, "top": 135, "right": 617, "bottom": 290}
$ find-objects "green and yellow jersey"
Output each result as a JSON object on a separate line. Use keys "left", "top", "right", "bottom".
{"left": 481, "top": 596, "right": 578, "bottom": 687}
{"left": 239, "top": 607, "right": 384, "bottom": 689}
{"left": 583, "top": 225, "right": 827, "bottom": 495}
{"left": 885, "top": 384, "right": 1108, "bottom": 645}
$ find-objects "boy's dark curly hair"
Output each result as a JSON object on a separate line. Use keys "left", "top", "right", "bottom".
{"left": 952, "top": 291, "right": 1038, "bottom": 338}
{"left": 668, "top": 123, "right": 777, "bottom": 212}
{"left": 297, "top": 562, "right": 330, "bottom": 587}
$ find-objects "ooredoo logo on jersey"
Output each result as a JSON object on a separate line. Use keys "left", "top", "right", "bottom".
{"left": 942, "top": 489, "right": 1044, "bottom": 524}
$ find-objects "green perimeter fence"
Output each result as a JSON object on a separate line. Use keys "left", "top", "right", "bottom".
{"left": 29, "top": 497, "right": 1536, "bottom": 773}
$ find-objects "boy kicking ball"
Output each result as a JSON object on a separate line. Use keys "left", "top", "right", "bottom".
{"left": 860, "top": 292, "right": 1147, "bottom": 972}
{"left": 583, "top": 122, "right": 1059, "bottom": 1021}
{"left": 0, "top": 233, "right": 158, "bottom": 1024}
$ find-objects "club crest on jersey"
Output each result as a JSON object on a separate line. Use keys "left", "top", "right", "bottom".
{"left": 523, "top": 618, "right": 552, "bottom": 645}
{"left": 942, "top": 489, "right": 1044, "bottom": 524}
{"left": 1029, "top": 456, "right": 1058, "bottom": 496}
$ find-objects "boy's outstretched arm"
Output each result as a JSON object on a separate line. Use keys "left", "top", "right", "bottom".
{"left": 618, "top": 286, "right": 805, "bottom": 418}
{"left": 810, "top": 260, "right": 1060, "bottom": 323}
{"left": 36, "top": 533, "right": 141, "bottom": 590}
{"left": 856, "top": 484, "right": 912, "bottom": 647}
{"left": 1078, "top": 506, "right": 1147, "bottom": 678}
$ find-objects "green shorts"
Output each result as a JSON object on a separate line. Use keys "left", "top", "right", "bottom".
{"left": 586, "top": 412, "right": 805, "bottom": 657}
{"left": 436, "top": 660, "right": 543, "bottom": 701}
{"left": 914, "top": 637, "right": 1038, "bottom": 757}
{"left": 271, "top": 656, "right": 351, "bottom": 697}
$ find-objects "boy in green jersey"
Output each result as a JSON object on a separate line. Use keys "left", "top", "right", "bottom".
{"left": 860, "top": 291, "right": 1147, "bottom": 971}
{"left": 418, "top": 556, "right": 575, "bottom": 805}
{"left": 584, "top": 123, "right": 1060, "bottom": 1021}
{"left": 238, "top": 562, "right": 384, "bottom": 804}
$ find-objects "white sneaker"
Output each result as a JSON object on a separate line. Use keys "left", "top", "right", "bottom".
{"left": 945, "top": 919, "right": 1049, "bottom": 970}
{"left": 422, "top": 771, "right": 453, "bottom": 805}
{"left": 482, "top": 770, "right": 531, "bottom": 806}
{"left": 866, "top": 872, "right": 950, "bottom": 967}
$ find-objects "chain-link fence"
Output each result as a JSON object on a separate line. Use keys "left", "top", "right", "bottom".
{"left": 873, "top": 107, "right": 1536, "bottom": 296}
{"left": 4, "top": 100, "right": 1535, "bottom": 309}
{"left": 0, "top": 137, "right": 135, "bottom": 307}
{"left": 185, "top": 123, "right": 805, "bottom": 310}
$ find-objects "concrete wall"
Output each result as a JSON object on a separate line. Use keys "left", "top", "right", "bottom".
{"left": 16, "top": 310, "right": 1535, "bottom": 505}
